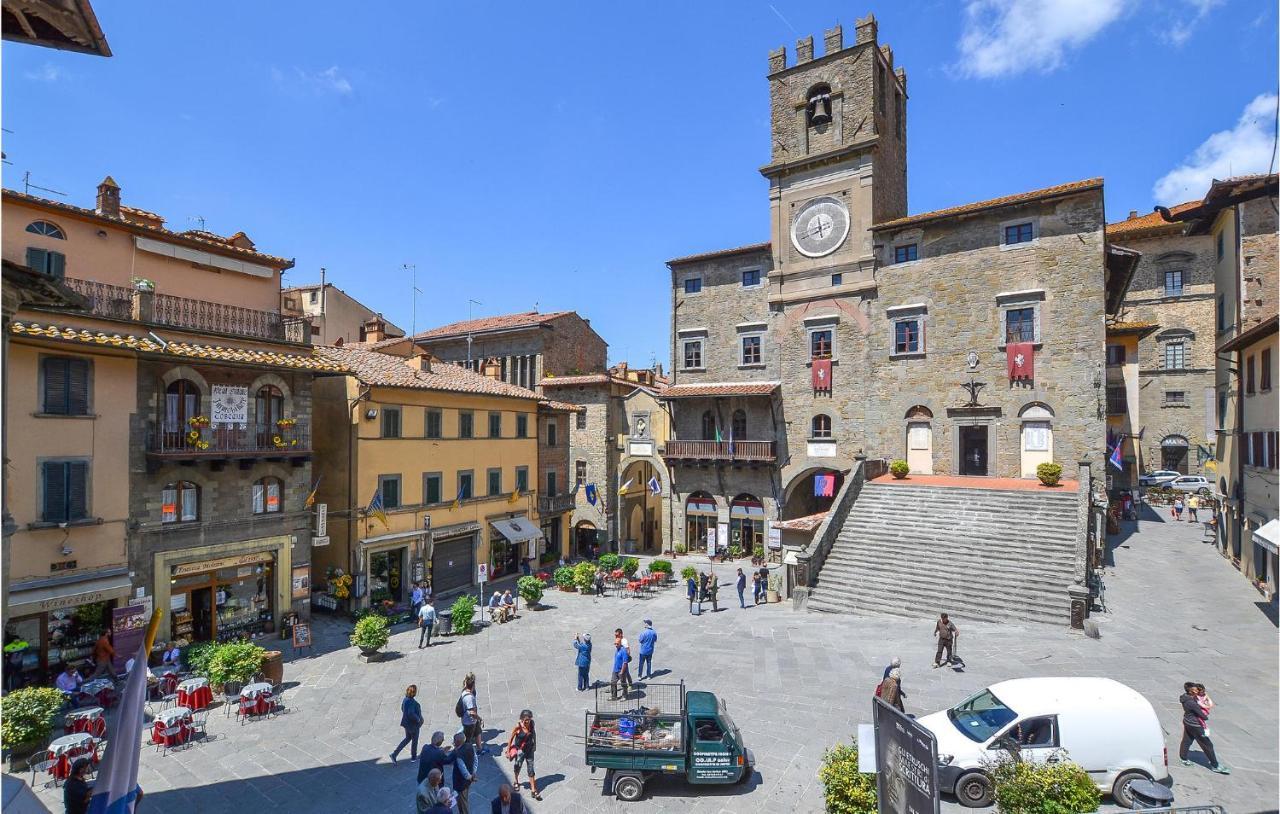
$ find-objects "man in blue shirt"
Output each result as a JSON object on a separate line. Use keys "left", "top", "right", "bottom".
{"left": 418, "top": 730, "right": 452, "bottom": 784}
{"left": 609, "top": 638, "right": 629, "bottom": 700}
{"left": 636, "top": 620, "right": 657, "bottom": 680}
{"left": 418, "top": 600, "right": 438, "bottom": 648}
{"left": 411, "top": 582, "right": 425, "bottom": 615}
{"left": 451, "top": 731, "right": 479, "bottom": 814}
{"left": 573, "top": 633, "right": 592, "bottom": 691}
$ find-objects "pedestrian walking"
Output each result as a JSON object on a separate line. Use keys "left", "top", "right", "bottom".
{"left": 933, "top": 614, "right": 957, "bottom": 668}
{"left": 411, "top": 582, "right": 425, "bottom": 616}
{"left": 637, "top": 620, "right": 657, "bottom": 680}
{"left": 609, "top": 635, "right": 630, "bottom": 700}
{"left": 758, "top": 566, "right": 769, "bottom": 603}
{"left": 698, "top": 571, "right": 709, "bottom": 602}
{"left": 751, "top": 571, "right": 762, "bottom": 604}
{"left": 418, "top": 731, "right": 452, "bottom": 783}
{"left": 458, "top": 672, "right": 487, "bottom": 755}
{"left": 417, "top": 767, "right": 445, "bottom": 812}
{"left": 391, "top": 684, "right": 424, "bottom": 764}
{"left": 1173, "top": 496, "right": 1184, "bottom": 521}
{"left": 879, "top": 667, "right": 905, "bottom": 712}
{"left": 595, "top": 567, "right": 607, "bottom": 597}
{"left": 687, "top": 573, "right": 698, "bottom": 614}
{"left": 490, "top": 783, "right": 526, "bottom": 814}
{"left": 614, "top": 629, "right": 633, "bottom": 692}
{"left": 506, "top": 709, "right": 542, "bottom": 801}
{"left": 91, "top": 630, "right": 115, "bottom": 679}
{"left": 736, "top": 568, "right": 747, "bottom": 608}
{"left": 1180, "top": 682, "right": 1230, "bottom": 773}
{"left": 708, "top": 571, "right": 720, "bottom": 612}
{"left": 63, "top": 757, "right": 92, "bottom": 814}
{"left": 1187, "top": 494, "right": 1199, "bottom": 522}
{"left": 418, "top": 599, "right": 437, "bottom": 648}
{"left": 451, "top": 731, "right": 479, "bottom": 814}
{"left": 574, "top": 633, "right": 592, "bottom": 691}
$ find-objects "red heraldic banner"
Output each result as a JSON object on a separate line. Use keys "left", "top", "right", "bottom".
{"left": 1006, "top": 342, "right": 1034, "bottom": 380}
{"left": 812, "top": 359, "right": 832, "bottom": 392}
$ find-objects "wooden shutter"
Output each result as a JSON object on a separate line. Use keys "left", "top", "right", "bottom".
{"left": 67, "top": 461, "right": 88, "bottom": 520}
{"left": 48, "top": 252, "right": 66, "bottom": 280}
{"left": 68, "top": 359, "right": 89, "bottom": 414}
{"left": 43, "top": 462, "right": 66, "bottom": 522}
{"left": 26, "top": 247, "right": 48, "bottom": 274}
{"left": 43, "top": 358, "right": 68, "bottom": 414}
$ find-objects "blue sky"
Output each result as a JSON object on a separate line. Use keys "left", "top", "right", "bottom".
{"left": 4, "top": 1, "right": 1276, "bottom": 368}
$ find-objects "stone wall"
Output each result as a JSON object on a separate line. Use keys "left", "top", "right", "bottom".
{"left": 1240, "top": 195, "right": 1279, "bottom": 327}
{"left": 669, "top": 248, "right": 774, "bottom": 384}
{"left": 560, "top": 383, "right": 615, "bottom": 540}
{"left": 669, "top": 466, "right": 778, "bottom": 552}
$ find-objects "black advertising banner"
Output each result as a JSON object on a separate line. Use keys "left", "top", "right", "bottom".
{"left": 111, "top": 604, "right": 147, "bottom": 672}
{"left": 874, "top": 698, "right": 940, "bottom": 814}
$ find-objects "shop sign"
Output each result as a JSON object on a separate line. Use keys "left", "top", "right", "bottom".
{"left": 873, "top": 697, "right": 940, "bottom": 814}
{"left": 315, "top": 504, "right": 327, "bottom": 537}
{"left": 171, "top": 551, "right": 273, "bottom": 577}
{"left": 705, "top": 527, "right": 716, "bottom": 553}
{"left": 413, "top": 560, "right": 425, "bottom": 582}
{"left": 210, "top": 384, "right": 249, "bottom": 425}
{"left": 767, "top": 522, "right": 782, "bottom": 550}
{"left": 170, "top": 593, "right": 187, "bottom": 611}
{"left": 717, "top": 522, "right": 729, "bottom": 552}
{"left": 291, "top": 565, "right": 311, "bottom": 599}
{"left": 34, "top": 589, "right": 112, "bottom": 613}
{"left": 111, "top": 605, "right": 147, "bottom": 672}
{"left": 311, "top": 535, "right": 330, "bottom": 547}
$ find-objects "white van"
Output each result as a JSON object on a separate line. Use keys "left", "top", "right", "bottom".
{"left": 918, "top": 677, "right": 1170, "bottom": 808}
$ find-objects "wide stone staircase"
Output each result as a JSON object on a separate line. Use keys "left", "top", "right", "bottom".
{"left": 806, "top": 482, "right": 1082, "bottom": 625}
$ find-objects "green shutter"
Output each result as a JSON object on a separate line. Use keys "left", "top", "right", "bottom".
{"left": 68, "top": 359, "right": 89, "bottom": 414}
{"left": 67, "top": 462, "right": 88, "bottom": 520}
{"left": 48, "top": 251, "right": 66, "bottom": 280}
{"left": 26, "top": 247, "right": 48, "bottom": 275}
{"left": 43, "top": 358, "right": 68, "bottom": 414}
{"left": 42, "top": 461, "right": 67, "bottom": 522}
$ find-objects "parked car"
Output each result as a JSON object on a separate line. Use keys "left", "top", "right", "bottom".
{"left": 1166, "top": 475, "right": 1212, "bottom": 495}
{"left": 1139, "top": 470, "right": 1181, "bottom": 487}
{"left": 919, "top": 677, "right": 1170, "bottom": 809}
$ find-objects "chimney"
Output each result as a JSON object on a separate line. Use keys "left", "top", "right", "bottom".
{"left": 96, "top": 176, "right": 121, "bottom": 219}
{"left": 824, "top": 25, "right": 842, "bottom": 55}
{"left": 404, "top": 353, "right": 433, "bottom": 374}
{"left": 854, "top": 13, "right": 877, "bottom": 45}
{"left": 362, "top": 315, "right": 387, "bottom": 343}
{"left": 1128, "top": 210, "right": 1138, "bottom": 219}
{"left": 481, "top": 357, "right": 502, "bottom": 380}
{"left": 795, "top": 35, "right": 814, "bottom": 64}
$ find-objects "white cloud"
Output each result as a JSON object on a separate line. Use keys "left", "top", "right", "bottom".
{"left": 1153, "top": 93, "right": 1278, "bottom": 202}
{"left": 271, "top": 65, "right": 354, "bottom": 97}
{"left": 1162, "top": 0, "right": 1224, "bottom": 46}
{"left": 24, "top": 63, "right": 67, "bottom": 82}
{"left": 954, "top": 0, "right": 1129, "bottom": 78}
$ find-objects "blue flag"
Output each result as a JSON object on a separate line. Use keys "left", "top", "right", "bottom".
{"left": 585, "top": 484, "right": 598, "bottom": 506}
{"left": 1108, "top": 439, "right": 1124, "bottom": 471}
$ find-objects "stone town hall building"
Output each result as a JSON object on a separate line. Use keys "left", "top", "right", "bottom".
{"left": 663, "top": 15, "right": 1133, "bottom": 555}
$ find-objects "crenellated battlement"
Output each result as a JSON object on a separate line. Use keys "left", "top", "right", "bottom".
{"left": 767, "top": 13, "right": 884, "bottom": 75}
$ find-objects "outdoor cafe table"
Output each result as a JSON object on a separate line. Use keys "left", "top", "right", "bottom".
{"left": 80, "top": 678, "right": 115, "bottom": 708}
{"left": 64, "top": 706, "right": 106, "bottom": 737}
{"left": 47, "top": 732, "right": 94, "bottom": 779}
{"left": 176, "top": 677, "right": 212, "bottom": 710}
{"left": 151, "top": 706, "right": 192, "bottom": 747}
{"left": 239, "top": 682, "right": 274, "bottom": 717}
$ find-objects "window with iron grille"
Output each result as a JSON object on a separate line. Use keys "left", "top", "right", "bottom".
{"left": 1164, "top": 270, "right": 1184, "bottom": 297}
{"left": 1164, "top": 342, "right": 1185, "bottom": 370}
{"left": 42, "top": 357, "right": 91, "bottom": 415}
{"left": 42, "top": 460, "right": 88, "bottom": 523}
{"left": 1106, "top": 387, "right": 1127, "bottom": 415}
{"left": 1165, "top": 390, "right": 1186, "bottom": 406}
{"left": 1005, "top": 308, "right": 1035, "bottom": 343}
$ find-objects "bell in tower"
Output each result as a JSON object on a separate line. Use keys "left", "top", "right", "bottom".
{"left": 807, "top": 86, "right": 832, "bottom": 127}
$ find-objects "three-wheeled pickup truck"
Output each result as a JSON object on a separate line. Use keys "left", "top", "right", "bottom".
{"left": 584, "top": 681, "right": 755, "bottom": 801}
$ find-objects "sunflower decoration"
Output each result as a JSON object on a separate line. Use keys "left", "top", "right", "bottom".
{"left": 272, "top": 435, "right": 286, "bottom": 448}
{"left": 275, "top": 417, "right": 297, "bottom": 429}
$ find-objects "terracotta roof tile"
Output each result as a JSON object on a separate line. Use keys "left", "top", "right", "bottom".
{"left": 539, "top": 373, "right": 612, "bottom": 387}
{"left": 1106, "top": 321, "right": 1160, "bottom": 336}
{"left": 9, "top": 321, "right": 345, "bottom": 371}
{"left": 413, "top": 311, "right": 573, "bottom": 341}
{"left": 1106, "top": 202, "right": 1199, "bottom": 239}
{"left": 315, "top": 345, "right": 541, "bottom": 400}
{"left": 667, "top": 241, "right": 771, "bottom": 267}
{"left": 660, "top": 381, "right": 780, "bottom": 398}
{"left": 538, "top": 398, "right": 585, "bottom": 413}
{"left": 772, "top": 512, "right": 828, "bottom": 532}
{"left": 873, "top": 178, "right": 1103, "bottom": 231}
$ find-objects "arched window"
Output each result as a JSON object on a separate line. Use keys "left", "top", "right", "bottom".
{"left": 701, "top": 410, "right": 716, "bottom": 441}
{"left": 729, "top": 494, "right": 765, "bottom": 550}
{"left": 255, "top": 385, "right": 284, "bottom": 426}
{"left": 731, "top": 409, "right": 747, "bottom": 439}
{"left": 161, "top": 481, "right": 199, "bottom": 523}
{"left": 164, "top": 379, "right": 201, "bottom": 434}
{"left": 253, "top": 477, "right": 283, "bottom": 514}
{"left": 26, "top": 221, "right": 65, "bottom": 239}
{"left": 807, "top": 83, "right": 832, "bottom": 126}
{"left": 811, "top": 414, "right": 832, "bottom": 439}
{"left": 685, "top": 491, "right": 718, "bottom": 550}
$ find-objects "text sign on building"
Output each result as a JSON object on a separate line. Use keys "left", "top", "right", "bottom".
{"left": 873, "top": 698, "right": 940, "bottom": 814}
{"left": 210, "top": 384, "right": 249, "bottom": 425}
{"left": 315, "top": 504, "right": 327, "bottom": 537}
{"left": 171, "top": 551, "right": 273, "bottom": 577}
{"left": 311, "top": 535, "right": 330, "bottom": 547}
{"left": 767, "top": 522, "right": 782, "bottom": 550}
{"left": 705, "top": 527, "right": 716, "bottom": 553}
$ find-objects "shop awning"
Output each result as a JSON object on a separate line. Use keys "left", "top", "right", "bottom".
{"left": 2, "top": 774, "right": 50, "bottom": 814}
{"left": 490, "top": 516, "right": 543, "bottom": 544}
{"left": 359, "top": 529, "right": 428, "bottom": 547}
{"left": 730, "top": 499, "right": 765, "bottom": 519}
{"left": 686, "top": 496, "right": 717, "bottom": 515}
{"left": 1253, "top": 519, "right": 1279, "bottom": 555}
{"left": 8, "top": 570, "right": 133, "bottom": 616}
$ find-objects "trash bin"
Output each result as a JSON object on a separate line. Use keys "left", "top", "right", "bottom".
{"left": 1128, "top": 779, "right": 1174, "bottom": 809}
{"left": 438, "top": 610, "right": 453, "bottom": 636}
{"left": 261, "top": 650, "right": 284, "bottom": 686}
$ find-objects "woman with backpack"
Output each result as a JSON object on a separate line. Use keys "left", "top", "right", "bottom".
{"left": 506, "top": 709, "right": 542, "bottom": 801}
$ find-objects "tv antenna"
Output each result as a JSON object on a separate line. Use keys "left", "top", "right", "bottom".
{"left": 466, "top": 298, "right": 482, "bottom": 366}
{"left": 22, "top": 171, "right": 65, "bottom": 197}
{"left": 189, "top": 215, "right": 207, "bottom": 231}
{"left": 404, "top": 263, "right": 420, "bottom": 338}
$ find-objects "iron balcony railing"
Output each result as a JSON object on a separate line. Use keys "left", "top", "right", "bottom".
{"left": 147, "top": 419, "right": 310, "bottom": 456}
{"left": 662, "top": 439, "right": 776, "bottom": 462}
{"left": 539, "top": 492, "right": 576, "bottom": 515}
{"left": 62, "top": 277, "right": 311, "bottom": 344}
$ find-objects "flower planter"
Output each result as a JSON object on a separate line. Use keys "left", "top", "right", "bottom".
{"left": 358, "top": 646, "right": 383, "bottom": 662}
{"left": 766, "top": 589, "right": 779, "bottom": 603}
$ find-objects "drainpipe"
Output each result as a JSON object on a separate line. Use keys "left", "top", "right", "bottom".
{"left": 348, "top": 384, "right": 370, "bottom": 603}
{"left": 1232, "top": 204, "right": 1246, "bottom": 567}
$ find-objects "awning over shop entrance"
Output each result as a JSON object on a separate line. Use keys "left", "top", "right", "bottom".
{"left": 8, "top": 570, "right": 133, "bottom": 616}
{"left": 1253, "top": 519, "right": 1279, "bottom": 555}
{"left": 491, "top": 516, "right": 544, "bottom": 559}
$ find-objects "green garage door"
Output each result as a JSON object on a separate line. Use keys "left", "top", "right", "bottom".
{"left": 432, "top": 535, "right": 475, "bottom": 595}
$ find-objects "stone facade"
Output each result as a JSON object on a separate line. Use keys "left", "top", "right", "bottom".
{"left": 1110, "top": 225, "right": 1217, "bottom": 476}
{"left": 416, "top": 312, "right": 607, "bottom": 387}
{"left": 1241, "top": 196, "right": 1279, "bottom": 329}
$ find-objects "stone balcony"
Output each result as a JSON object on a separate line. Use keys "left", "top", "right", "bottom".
{"left": 539, "top": 492, "right": 576, "bottom": 515}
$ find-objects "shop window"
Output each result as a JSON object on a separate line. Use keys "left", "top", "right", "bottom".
{"left": 162, "top": 480, "right": 199, "bottom": 524}
{"left": 488, "top": 412, "right": 502, "bottom": 438}
{"left": 381, "top": 406, "right": 402, "bottom": 438}
{"left": 487, "top": 468, "right": 502, "bottom": 496}
{"left": 459, "top": 411, "right": 474, "bottom": 439}
{"left": 811, "top": 414, "right": 833, "bottom": 439}
{"left": 424, "top": 472, "right": 442, "bottom": 505}
{"left": 426, "top": 409, "right": 443, "bottom": 439}
{"left": 515, "top": 467, "right": 528, "bottom": 492}
{"left": 252, "top": 477, "right": 282, "bottom": 514}
{"left": 42, "top": 356, "right": 90, "bottom": 415}
{"left": 42, "top": 460, "right": 88, "bottom": 523}
{"left": 379, "top": 475, "right": 401, "bottom": 509}
{"left": 515, "top": 413, "right": 528, "bottom": 438}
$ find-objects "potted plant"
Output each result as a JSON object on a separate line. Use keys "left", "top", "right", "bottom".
{"left": 553, "top": 566, "right": 576, "bottom": 591}
{"left": 573, "top": 561, "right": 597, "bottom": 594}
{"left": 517, "top": 575, "right": 545, "bottom": 609}
{"left": 598, "top": 553, "right": 620, "bottom": 572}
{"left": 673, "top": 544, "right": 686, "bottom": 557}
{"left": 1, "top": 686, "right": 65, "bottom": 767}
{"left": 449, "top": 594, "right": 478, "bottom": 635}
{"left": 621, "top": 557, "right": 640, "bottom": 578}
{"left": 349, "top": 615, "right": 390, "bottom": 659}
{"left": 767, "top": 572, "right": 782, "bottom": 603}
{"left": 206, "top": 641, "right": 267, "bottom": 690}
{"left": 889, "top": 459, "right": 910, "bottom": 479}
{"left": 649, "top": 559, "right": 673, "bottom": 584}
{"left": 1036, "top": 462, "right": 1063, "bottom": 487}
{"left": 680, "top": 565, "right": 698, "bottom": 582}
{"left": 727, "top": 545, "right": 743, "bottom": 559}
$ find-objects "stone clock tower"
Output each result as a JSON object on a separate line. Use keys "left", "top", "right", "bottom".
{"left": 762, "top": 14, "right": 906, "bottom": 307}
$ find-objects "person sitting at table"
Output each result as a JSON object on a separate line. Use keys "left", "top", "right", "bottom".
{"left": 488, "top": 591, "right": 503, "bottom": 623}
{"left": 55, "top": 664, "right": 83, "bottom": 706}
{"left": 500, "top": 590, "right": 516, "bottom": 622}
{"left": 63, "top": 757, "right": 93, "bottom": 814}
{"left": 161, "top": 641, "right": 182, "bottom": 671}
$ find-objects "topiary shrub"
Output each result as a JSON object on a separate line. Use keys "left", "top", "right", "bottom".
{"left": 553, "top": 566, "right": 575, "bottom": 589}
{"left": 753, "top": 544, "right": 766, "bottom": 560}
{"left": 1036, "top": 462, "right": 1064, "bottom": 487}
{"left": 621, "top": 557, "right": 640, "bottom": 577}
{"left": 517, "top": 575, "right": 545, "bottom": 608}
{"left": 680, "top": 565, "right": 698, "bottom": 581}
{"left": 449, "top": 594, "right": 478, "bottom": 636}
{"left": 598, "top": 553, "right": 620, "bottom": 571}
{"left": 206, "top": 641, "right": 267, "bottom": 687}
{"left": 0, "top": 687, "right": 65, "bottom": 749}
{"left": 727, "top": 545, "right": 743, "bottom": 559}
{"left": 819, "top": 742, "right": 878, "bottom": 814}
{"left": 890, "top": 459, "right": 910, "bottom": 479}
{"left": 988, "top": 753, "right": 1100, "bottom": 814}
{"left": 573, "top": 561, "right": 597, "bottom": 593}
{"left": 649, "top": 559, "right": 673, "bottom": 575}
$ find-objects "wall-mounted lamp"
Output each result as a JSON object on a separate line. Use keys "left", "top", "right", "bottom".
{"left": 96, "top": 229, "right": 107, "bottom": 238}
{"left": 364, "top": 408, "right": 379, "bottom": 420}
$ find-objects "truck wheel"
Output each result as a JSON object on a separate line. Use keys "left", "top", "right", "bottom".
{"left": 1112, "top": 770, "right": 1150, "bottom": 809}
{"left": 614, "top": 774, "right": 644, "bottom": 802}
{"left": 955, "top": 771, "right": 993, "bottom": 807}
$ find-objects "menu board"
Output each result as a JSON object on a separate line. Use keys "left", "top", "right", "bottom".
{"left": 111, "top": 604, "right": 147, "bottom": 672}
{"left": 292, "top": 623, "right": 312, "bottom": 650}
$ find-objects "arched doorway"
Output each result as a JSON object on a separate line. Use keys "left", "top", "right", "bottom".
{"left": 1019, "top": 403, "right": 1054, "bottom": 478}
{"left": 1161, "top": 435, "right": 1189, "bottom": 474}
{"left": 905, "top": 406, "right": 934, "bottom": 474}
{"left": 729, "top": 494, "right": 765, "bottom": 554}
{"left": 685, "top": 492, "right": 717, "bottom": 553}
{"left": 782, "top": 469, "right": 844, "bottom": 519}
{"left": 619, "top": 460, "right": 662, "bottom": 554}
{"left": 574, "top": 520, "right": 598, "bottom": 559}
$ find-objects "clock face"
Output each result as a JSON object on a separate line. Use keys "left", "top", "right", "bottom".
{"left": 790, "top": 196, "right": 850, "bottom": 258}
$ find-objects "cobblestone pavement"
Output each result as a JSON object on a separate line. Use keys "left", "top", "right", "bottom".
{"left": 30, "top": 508, "right": 1278, "bottom": 813}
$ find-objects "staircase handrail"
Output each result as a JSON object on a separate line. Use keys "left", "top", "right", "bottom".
{"left": 791, "top": 456, "right": 885, "bottom": 608}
